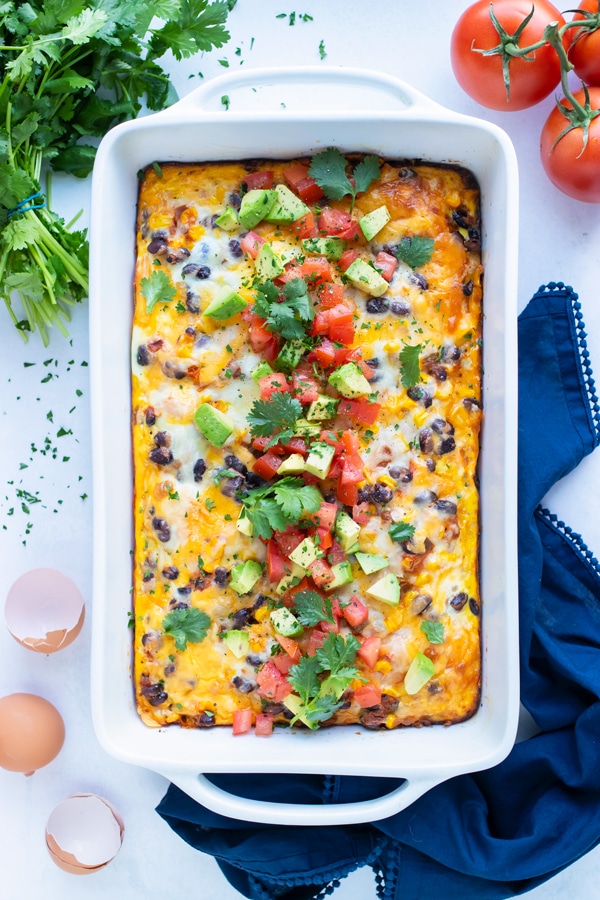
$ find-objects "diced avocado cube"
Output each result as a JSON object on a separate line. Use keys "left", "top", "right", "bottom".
{"left": 328, "top": 362, "right": 371, "bottom": 398}
{"left": 302, "top": 237, "right": 346, "bottom": 260}
{"left": 270, "top": 607, "right": 304, "bottom": 638}
{"left": 264, "top": 184, "right": 310, "bottom": 223}
{"left": 289, "top": 536, "right": 321, "bottom": 569}
{"left": 236, "top": 507, "right": 254, "bottom": 537}
{"left": 404, "top": 651, "right": 435, "bottom": 695}
{"left": 307, "top": 394, "right": 339, "bottom": 422}
{"left": 252, "top": 360, "right": 274, "bottom": 382}
{"left": 304, "top": 441, "right": 335, "bottom": 479}
{"left": 203, "top": 289, "right": 248, "bottom": 320}
{"left": 335, "top": 511, "right": 361, "bottom": 551}
{"left": 274, "top": 339, "right": 307, "bottom": 373}
{"left": 355, "top": 552, "right": 389, "bottom": 574}
{"left": 359, "top": 205, "right": 391, "bottom": 241}
{"left": 222, "top": 629, "right": 250, "bottom": 658}
{"left": 215, "top": 205, "right": 239, "bottom": 231}
{"left": 275, "top": 562, "right": 306, "bottom": 595}
{"left": 194, "top": 404, "right": 235, "bottom": 448}
{"left": 345, "top": 258, "right": 388, "bottom": 297}
{"left": 277, "top": 453, "right": 305, "bottom": 475}
{"left": 283, "top": 693, "right": 316, "bottom": 729}
{"left": 326, "top": 560, "right": 353, "bottom": 591}
{"left": 229, "top": 560, "right": 263, "bottom": 595}
{"left": 365, "top": 572, "right": 400, "bottom": 607}
{"left": 255, "top": 243, "right": 285, "bottom": 280}
{"left": 294, "top": 418, "right": 321, "bottom": 438}
{"left": 238, "top": 189, "right": 278, "bottom": 229}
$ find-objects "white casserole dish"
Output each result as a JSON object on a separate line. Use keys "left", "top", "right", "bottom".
{"left": 89, "top": 67, "right": 520, "bottom": 826}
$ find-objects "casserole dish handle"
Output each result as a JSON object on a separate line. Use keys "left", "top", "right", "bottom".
{"left": 159, "top": 65, "right": 448, "bottom": 115}
{"left": 156, "top": 769, "right": 443, "bottom": 826}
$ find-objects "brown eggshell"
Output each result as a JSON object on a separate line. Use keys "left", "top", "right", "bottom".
{"left": 5, "top": 568, "right": 85, "bottom": 653}
{"left": 0, "top": 693, "right": 65, "bottom": 774}
{"left": 45, "top": 794, "right": 124, "bottom": 874}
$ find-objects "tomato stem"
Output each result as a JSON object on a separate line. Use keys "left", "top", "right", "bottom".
{"left": 544, "top": 22, "right": 600, "bottom": 155}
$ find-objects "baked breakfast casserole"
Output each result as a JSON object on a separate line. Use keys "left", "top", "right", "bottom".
{"left": 132, "top": 154, "right": 483, "bottom": 735}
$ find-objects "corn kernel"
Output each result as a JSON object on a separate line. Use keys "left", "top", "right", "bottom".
{"left": 254, "top": 606, "right": 269, "bottom": 623}
{"left": 377, "top": 474, "right": 396, "bottom": 489}
{"left": 385, "top": 714, "right": 396, "bottom": 729}
{"left": 168, "top": 235, "right": 187, "bottom": 249}
{"left": 413, "top": 407, "right": 430, "bottom": 428}
{"left": 415, "top": 572, "right": 430, "bottom": 587}
{"left": 187, "top": 225, "right": 205, "bottom": 241}
{"left": 249, "top": 638, "right": 262, "bottom": 651}
{"left": 384, "top": 340, "right": 401, "bottom": 352}
{"left": 179, "top": 207, "right": 197, "bottom": 226}
{"left": 148, "top": 213, "right": 173, "bottom": 230}
{"left": 375, "top": 660, "right": 392, "bottom": 675}
{"left": 384, "top": 609, "right": 404, "bottom": 632}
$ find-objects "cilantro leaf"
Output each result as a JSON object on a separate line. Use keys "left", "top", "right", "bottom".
{"left": 293, "top": 590, "right": 334, "bottom": 627}
{"left": 253, "top": 278, "right": 314, "bottom": 341}
{"left": 399, "top": 343, "right": 422, "bottom": 389}
{"left": 309, "top": 149, "right": 381, "bottom": 212}
{"left": 389, "top": 520, "right": 416, "bottom": 543}
{"left": 247, "top": 392, "right": 302, "bottom": 438}
{"left": 395, "top": 236, "right": 435, "bottom": 269}
{"left": 141, "top": 270, "right": 177, "bottom": 314}
{"left": 420, "top": 620, "right": 445, "bottom": 644}
{"left": 149, "top": 0, "right": 231, "bottom": 59}
{"left": 303, "top": 693, "right": 343, "bottom": 725}
{"left": 242, "top": 477, "right": 322, "bottom": 539}
{"left": 213, "top": 468, "right": 240, "bottom": 486}
{"left": 274, "top": 482, "right": 322, "bottom": 521}
{"left": 287, "top": 656, "right": 321, "bottom": 705}
{"left": 315, "top": 632, "right": 360, "bottom": 676}
{"left": 162, "top": 607, "right": 210, "bottom": 651}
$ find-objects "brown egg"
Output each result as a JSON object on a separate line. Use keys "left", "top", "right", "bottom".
{"left": 0, "top": 693, "right": 65, "bottom": 774}
{"left": 5, "top": 568, "right": 85, "bottom": 653}
{"left": 45, "top": 794, "right": 124, "bottom": 875}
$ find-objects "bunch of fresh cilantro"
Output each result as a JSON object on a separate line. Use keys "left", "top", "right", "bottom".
{"left": 0, "top": 0, "right": 233, "bottom": 344}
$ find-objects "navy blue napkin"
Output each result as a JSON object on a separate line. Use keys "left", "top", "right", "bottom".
{"left": 157, "top": 283, "right": 600, "bottom": 900}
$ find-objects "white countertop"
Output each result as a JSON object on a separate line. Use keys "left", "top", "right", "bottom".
{"left": 1, "top": 2, "right": 600, "bottom": 897}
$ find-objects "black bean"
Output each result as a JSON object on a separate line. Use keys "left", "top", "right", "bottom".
{"left": 366, "top": 357, "right": 380, "bottom": 368}
{"left": 411, "top": 593, "right": 433, "bottom": 615}
{"left": 140, "top": 683, "right": 168, "bottom": 706}
{"left": 435, "top": 499, "right": 458, "bottom": 515}
{"left": 357, "top": 485, "right": 373, "bottom": 503}
{"left": 366, "top": 296, "right": 389, "bottom": 314}
{"left": 253, "top": 594, "right": 268, "bottom": 611}
{"left": 323, "top": 491, "right": 337, "bottom": 503}
{"left": 224, "top": 454, "right": 248, "bottom": 475}
{"left": 141, "top": 631, "right": 163, "bottom": 649}
{"left": 407, "top": 385, "right": 432, "bottom": 407}
{"left": 232, "top": 676, "right": 256, "bottom": 694}
{"left": 220, "top": 474, "right": 245, "bottom": 498}
{"left": 246, "top": 653, "right": 264, "bottom": 667}
{"left": 196, "top": 265, "right": 211, "bottom": 279}
{"left": 177, "top": 586, "right": 192, "bottom": 597}
{"left": 463, "top": 280, "right": 474, "bottom": 297}
{"left": 213, "top": 567, "right": 230, "bottom": 586}
{"left": 464, "top": 227, "right": 481, "bottom": 252}
{"left": 427, "top": 363, "right": 447, "bottom": 381}
{"left": 463, "top": 397, "right": 481, "bottom": 411}
{"left": 202, "top": 213, "right": 219, "bottom": 228}
{"left": 147, "top": 240, "right": 168, "bottom": 255}
{"left": 469, "top": 598, "right": 480, "bottom": 616}
{"left": 195, "top": 332, "right": 211, "bottom": 350}
{"left": 152, "top": 517, "right": 170, "bottom": 542}
{"left": 185, "top": 326, "right": 196, "bottom": 336}
{"left": 388, "top": 465, "right": 412, "bottom": 483}
{"left": 245, "top": 471, "right": 266, "bottom": 488}
{"left": 186, "top": 289, "right": 200, "bottom": 314}
{"left": 197, "top": 712, "right": 216, "bottom": 727}
{"left": 441, "top": 344, "right": 461, "bottom": 363}
{"left": 425, "top": 458, "right": 436, "bottom": 472}
{"left": 450, "top": 592, "right": 468, "bottom": 611}
{"left": 137, "top": 345, "right": 151, "bottom": 366}
{"left": 409, "top": 272, "right": 428, "bottom": 290}
{"left": 166, "top": 247, "right": 191, "bottom": 264}
{"left": 142, "top": 570, "right": 154, "bottom": 582}
{"left": 430, "top": 417, "right": 447, "bottom": 434}
{"left": 154, "top": 430, "right": 171, "bottom": 447}
{"left": 372, "top": 483, "right": 393, "bottom": 504}
{"left": 151, "top": 229, "right": 169, "bottom": 240}
{"left": 162, "top": 566, "right": 179, "bottom": 580}
{"left": 398, "top": 167, "right": 418, "bottom": 181}
{"left": 162, "top": 360, "right": 187, "bottom": 380}
{"left": 193, "top": 459, "right": 207, "bottom": 482}
{"left": 390, "top": 299, "right": 411, "bottom": 318}
{"left": 145, "top": 406, "right": 156, "bottom": 426}
{"left": 182, "top": 263, "right": 201, "bottom": 277}
{"left": 414, "top": 489, "right": 437, "bottom": 505}
{"left": 427, "top": 680, "right": 443, "bottom": 694}
{"left": 228, "top": 239, "right": 243, "bottom": 258}
{"left": 164, "top": 664, "right": 176, "bottom": 676}
{"left": 228, "top": 192, "right": 242, "bottom": 211}
{"left": 148, "top": 447, "right": 173, "bottom": 466}
{"left": 232, "top": 607, "right": 254, "bottom": 629}
{"left": 419, "top": 428, "right": 434, "bottom": 453}
{"left": 452, "top": 210, "right": 469, "bottom": 229}
{"left": 438, "top": 436, "right": 456, "bottom": 455}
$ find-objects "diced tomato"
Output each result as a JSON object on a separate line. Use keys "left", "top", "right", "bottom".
{"left": 243, "top": 170, "right": 274, "bottom": 190}
{"left": 314, "top": 501, "right": 338, "bottom": 531}
{"left": 352, "top": 502, "right": 371, "bottom": 525}
{"left": 339, "top": 249, "right": 359, "bottom": 272}
{"left": 256, "top": 661, "right": 292, "bottom": 701}
{"left": 319, "top": 618, "right": 339, "bottom": 634}
{"left": 329, "top": 320, "right": 354, "bottom": 345}
{"left": 241, "top": 230, "right": 265, "bottom": 259}
{"left": 358, "top": 636, "right": 382, "bottom": 669}
{"left": 252, "top": 436, "right": 285, "bottom": 454}
{"left": 297, "top": 178, "right": 324, "bottom": 204}
{"left": 232, "top": 708, "right": 253, "bottom": 734}
{"left": 254, "top": 714, "right": 274, "bottom": 737}
{"left": 316, "top": 526, "right": 332, "bottom": 551}
{"left": 337, "top": 481, "right": 358, "bottom": 506}
{"left": 266, "top": 540, "right": 287, "bottom": 583}
{"left": 307, "top": 558, "right": 335, "bottom": 589}
{"left": 259, "top": 373, "right": 290, "bottom": 399}
{"left": 328, "top": 304, "right": 354, "bottom": 325}
{"left": 374, "top": 251, "right": 398, "bottom": 282}
{"left": 306, "top": 628, "right": 327, "bottom": 656}
{"left": 341, "top": 596, "right": 369, "bottom": 628}
{"left": 276, "top": 264, "right": 303, "bottom": 285}
{"left": 253, "top": 453, "right": 283, "bottom": 481}
{"left": 302, "top": 472, "right": 320, "bottom": 485}
{"left": 340, "top": 457, "right": 364, "bottom": 485}
{"left": 327, "top": 540, "right": 347, "bottom": 565}
{"left": 318, "top": 208, "right": 354, "bottom": 236}
{"left": 292, "top": 372, "right": 319, "bottom": 403}
{"left": 290, "top": 211, "right": 318, "bottom": 239}
{"left": 272, "top": 653, "right": 296, "bottom": 676}
{"left": 320, "top": 430, "right": 345, "bottom": 454}
{"left": 353, "top": 684, "right": 382, "bottom": 708}
{"left": 338, "top": 399, "right": 381, "bottom": 426}
{"left": 342, "top": 431, "right": 361, "bottom": 455}
{"left": 309, "top": 338, "right": 337, "bottom": 367}
{"left": 333, "top": 346, "right": 361, "bottom": 366}
{"left": 249, "top": 321, "right": 273, "bottom": 352}
{"left": 285, "top": 576, "right": 312, "bottom": 602}
{"left": 281, "top": 435, "right": 307, "bottom": 456}
{"left": 262, "top": 338, "right": 281, "bottom": 364}
{"left": 336, "top": 220, "right": 361, "bottom": 241}
{"left": 283, "top": 163, "right": 311, "bottom": 191}
{"left": 274, "top": 529, "right": 305, "bottom": 557}
{"left": 299, "top": 258, "right": 333, "bottom": 287}
{"left": 328, "top": 459, "right": 342, "bottom": 479}
{"left": 311, "top": 310, "right": 331, "bottom": 337}
{"left": 318, "top": 282, "right": 345, "bottom": 309}
{"left": 277, "top": 635, "right": 301, "bottom": 662}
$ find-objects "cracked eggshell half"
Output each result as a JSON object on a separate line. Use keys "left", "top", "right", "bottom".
{"left": 5, "top": 567, "right": 85, "bottom": 653}
{"left": 45, "top": 794, "right": 124, "bottom": 875}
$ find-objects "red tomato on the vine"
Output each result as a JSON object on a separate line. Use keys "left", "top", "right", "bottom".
{"left": 568, "top": 0, "right": 600, "bottom": 86}
{"left": 451, "top": 0, "right": 568, "bottom": 110}
{"left": 540, "top": 87, "right": 600, "bottom": 202}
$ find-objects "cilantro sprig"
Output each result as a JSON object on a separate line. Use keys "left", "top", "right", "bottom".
{"left": 247, "top": 392, "right": 303, "bottom": 449}
{"left": 241, "top": 476, "right": 322, "bottom": 540}
{"left": 253, "top": 278, "right": 314, "bottom": 341}
{"left": 162, "top": 607, "right": 211, "bottom": 651}
{"left": 293, "top": 590, "right": 334, "bottom": 627}
{"left": 399, "top": 343, "right": 423, "bottom": 389}
{"left": 287, "top": 633, "right": 365, "bottom": 728}
{"left": 389, "top": 520, "right": 416, "bottom": 543}
{"left": 308, "top": 149, "right": 381, "bottom": 212}
{"left": 420, "top": 620, "right": 445, "bottom": 644}
{"left": 395, "top": 236, "right": 435, "bottom": 269}
{"left": 141, "top": 270, "right": 177, "bottom": 314}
